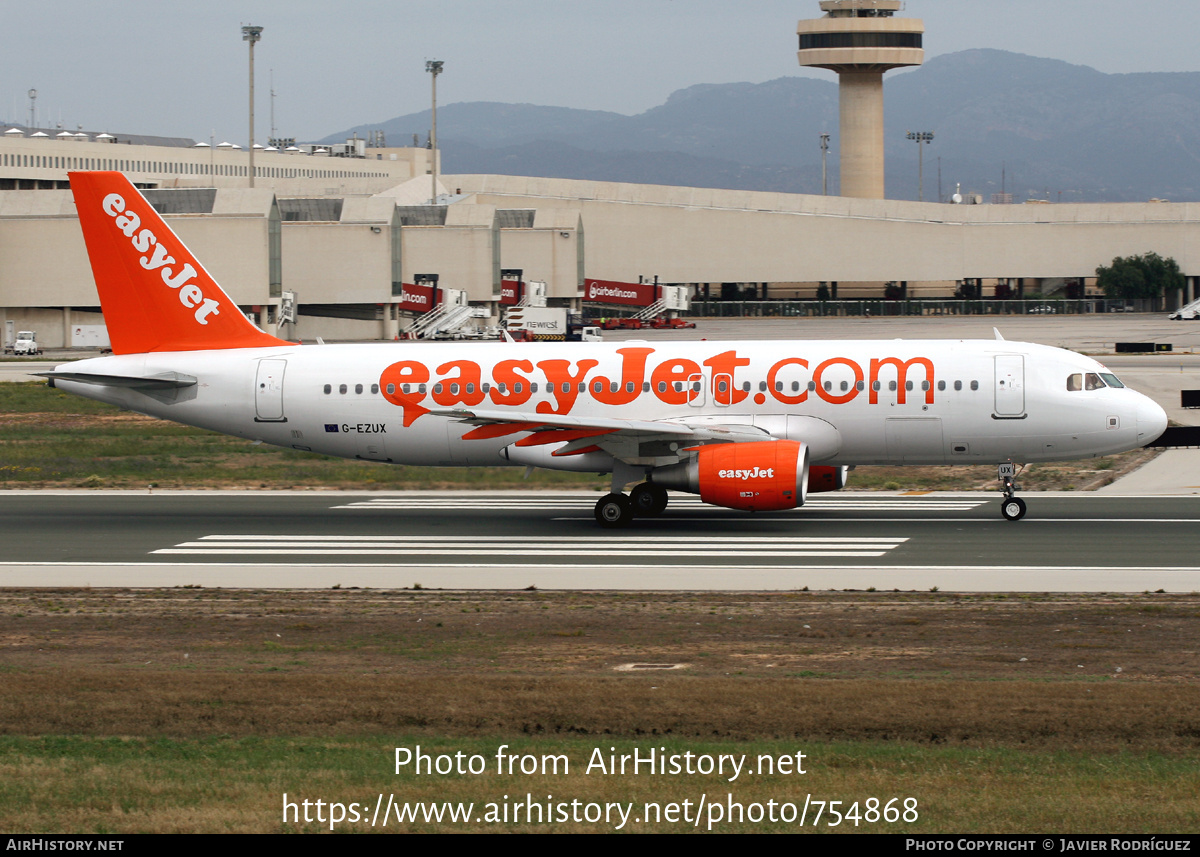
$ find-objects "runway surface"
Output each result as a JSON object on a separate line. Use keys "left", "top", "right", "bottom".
{"left": 2, "top": 490, "right": 1197, "bottom": 592}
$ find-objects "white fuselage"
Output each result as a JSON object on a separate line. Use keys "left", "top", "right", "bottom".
{"left": 53, "top": 339, "right": 1167, "bottom": 469}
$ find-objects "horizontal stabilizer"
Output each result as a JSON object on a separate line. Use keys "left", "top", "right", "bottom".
{"left": 37, "top": 370, "right": 198, "bottom": 390}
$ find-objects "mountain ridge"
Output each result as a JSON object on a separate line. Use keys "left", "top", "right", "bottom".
{"left": 323, "top": 50, "right": 1200, "bottom": 202}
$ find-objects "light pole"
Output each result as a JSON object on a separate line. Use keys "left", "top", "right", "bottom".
{"left": 242, "top": 25, "right": 263, "bottom": 188}
{"left": 27, "top": 89, "right": 37, "bottom": 130}
{"left": 819, "top": 133, "right": 830, "bottom": 196}
{"left": 426, "top": 60, "right": 443, "bottom": 204}
{"left": 906, "top": 130, "right": 934, "bottom": 201}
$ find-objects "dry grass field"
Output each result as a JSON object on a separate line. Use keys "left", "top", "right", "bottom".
{"left": 0, "top": 589, "right": 1197, "bottom": 832}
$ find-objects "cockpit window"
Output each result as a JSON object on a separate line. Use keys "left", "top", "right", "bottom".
{"left": 1099, "top": 373, "right": 1125, "bottom": 388}
{"left": 1085, "top": 373, "right": 1105, "bottom": 391}
{"left": 1067, "top": 374, "right": 1082, "bottom": 392}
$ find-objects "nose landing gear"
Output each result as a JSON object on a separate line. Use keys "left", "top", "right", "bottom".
{"left": 998, "top": 461, "right": 1027, "bottom": 521}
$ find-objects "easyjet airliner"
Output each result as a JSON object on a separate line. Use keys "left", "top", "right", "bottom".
{"left": 43, "top": 172, "right": 1168, "bottom": 527}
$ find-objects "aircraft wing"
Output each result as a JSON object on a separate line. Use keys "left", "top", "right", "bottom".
{"left": 428, "top": 405, "right": 772, "bottom": 460}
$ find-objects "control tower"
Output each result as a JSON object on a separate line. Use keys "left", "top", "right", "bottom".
{"left": 797, "top": 1, "right": 924, "bottom": 198}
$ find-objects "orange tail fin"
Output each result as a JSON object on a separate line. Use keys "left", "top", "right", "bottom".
{"left": 69, "top": 171, "right": 286, "bottom": 354}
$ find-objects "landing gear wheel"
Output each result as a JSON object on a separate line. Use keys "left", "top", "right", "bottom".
{"left": 1001, "top": 496, "right": 1027, "bottom": 522}
{"left": 594, "top": 492, "right": 634, "bottom": 528}
{"left": 630, "top": 483, "right": 669, "bottom": 517}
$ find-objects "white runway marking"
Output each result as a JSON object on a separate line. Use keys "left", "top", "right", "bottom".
{"left": 153, "top": 534, "right": 910, "bottom": 559}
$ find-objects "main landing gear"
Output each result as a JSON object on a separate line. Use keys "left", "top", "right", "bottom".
{"left": 594, "top": 482, "right": 669, "bottom": 528}
{"left": 998, "top": 461, "right": 1027, "bottom": 522}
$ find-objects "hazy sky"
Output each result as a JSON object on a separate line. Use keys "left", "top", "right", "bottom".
{"left": 4, "top": 1, "right": 1198, "bottom": 143}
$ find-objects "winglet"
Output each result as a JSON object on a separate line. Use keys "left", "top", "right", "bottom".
{"left": 994, "top": 327, "right": 1005, "bottom": 341}
{"left": 69, "top": 171, "right": 286, "bottom": 354}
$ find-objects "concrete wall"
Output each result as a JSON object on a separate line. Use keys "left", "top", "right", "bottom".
{"left": 450, "top": 174, "right": 1200, "bottom": 283}
{"left": 499, "top": 209, "right": 583, "bottom": 299}
{"left": 401, "top": 204, "right": 498, "bottom": 302}
{"left": 283, "top": 222, "right": 392, "bottom": 304}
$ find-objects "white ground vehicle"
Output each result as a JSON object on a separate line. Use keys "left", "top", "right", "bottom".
{"left": 6, "top": 331, "right": 41, "bottom": 355}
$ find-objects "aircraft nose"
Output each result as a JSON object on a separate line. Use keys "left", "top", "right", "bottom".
{"left": 1136, "top": 394, "right": 1168, "bottom": 445}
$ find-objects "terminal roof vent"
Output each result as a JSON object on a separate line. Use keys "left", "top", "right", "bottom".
{"left": 395, "top": 206, "right": 448, "bottom": 226}
{"left": 497, "top": 209, "right": 536, "bottom": 229}
{"left": 278, "top": 198, "right": 344, "bottom": 222}
{"left": 143, "top": 188, "right": 218, "bottom": 215}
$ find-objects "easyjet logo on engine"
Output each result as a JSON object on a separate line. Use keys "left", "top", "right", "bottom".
{"left": 719, "top": 467, "right": 775, "bottom": 480}
{"left": 101, "top": 193, "right": 222, "bottom": 325}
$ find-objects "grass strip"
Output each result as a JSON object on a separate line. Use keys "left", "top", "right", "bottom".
{"left": 0, "top": 735, "right": 1196, "bottom": 833}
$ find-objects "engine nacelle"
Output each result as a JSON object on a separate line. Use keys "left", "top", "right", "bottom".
{"left": 807, "top": 464, "right": 850, "bottom": 494}
{"left": 652, "top": 440, "right": 810, "bottom": 511}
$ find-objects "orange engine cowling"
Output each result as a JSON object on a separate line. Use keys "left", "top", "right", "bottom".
{"left": 652, "top": 440, "right": 810, "bottom": 512}
{"left": 807, "top": 465, "right": 850, "bottom": 494}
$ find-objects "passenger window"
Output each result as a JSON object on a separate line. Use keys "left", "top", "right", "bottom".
{"left": 759, "top": 381, "right": 768, "bottom": 392}
{"left": 905, "top": 381, "right": 913, "bottom": 392}
{"left": 856, "top": 380, "right": 865, "bottom": 391}
{"left": 954, "top": 381, "right": 962, "bottom": 391}
{"left": 593, "top": 381, "right": 603, "bottom": 393}
{"left": 742, "top": 382, "right": 752, "bottom": 391}
{"left": 719, "top": 380, "right": 729, "bottom": 392}
{"left": 823, "top": 381, "right": 832, "bottom": 391}
{"left": 1067, "top": 374, "right": 1082, "bottom": 392}
{"left": 642, "top": 382, "right": 651, "bottom": 392}
{"left": 339, "top": 384, "right": 347, "bottom": 394}
{"left": 658, "top": 382, "right": 667, "bottom": 393}
{"left": 970, "top": 380, "right": 979, "bottom": 391}
{"left": 514, "top": 383, "right": 524, "bottom": 393}
{"left": 791, "top": 382, "right": 800, "bottom": 392}
{"left": 355, "top": 384, "right": 364, "bottom": 394}
{"left": 808, "top": 381, "right": 816, "bottom": 392}
{"left": 401, "top": 384, "right": 410, "bottom": 393}
{"left": 872, "top": 381, "right": 881, "bottom": 392}
{"left": 433, "top": 383, "right": 443, "bottom": 394}
{"left": 610, "top": 382, "right": 619, "bottom": 393}
{"left": 937, "top": 381, "right": 946, "bottom": 391}
{"left": 323, "top": 384, "right": 331, "bottom": 394}
{"left": 371, "top": 384, "right": 379, "bottom": 395}
{"left": 889, "top": 381, "right": 897, "bottom": 392}
{"left": 626, "top": 382, "right": 635, "bottom": 393}
{"left": 921, "top": 381, "right": 930, "bottom": 391}
{"left": 530, "top": 383, "right": 538, "bottom": 393}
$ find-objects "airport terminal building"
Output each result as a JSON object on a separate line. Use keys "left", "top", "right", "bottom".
{"left": 2, "top": 128, "right": 1199, "bottom": 347}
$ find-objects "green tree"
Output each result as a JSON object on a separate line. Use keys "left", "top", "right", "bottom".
{"left": 1095, "top": 252, "right": 1184, "bottom": 304}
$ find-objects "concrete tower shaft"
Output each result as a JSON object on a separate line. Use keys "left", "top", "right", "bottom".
{"left": 797, "top": 0, "right": 924, "bottom": 199}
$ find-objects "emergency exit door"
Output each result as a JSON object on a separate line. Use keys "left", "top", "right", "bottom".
{"left": 994, "top": 355, "right": 1025, "bottom": 417}
{"left": 255, "top": 358, "right": 287, "bottom": 422}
